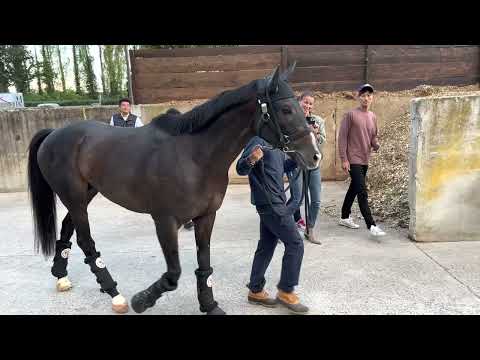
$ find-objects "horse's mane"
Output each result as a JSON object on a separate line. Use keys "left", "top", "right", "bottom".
{"left": 151, "top": 80, "right": 257, "bottom": 135}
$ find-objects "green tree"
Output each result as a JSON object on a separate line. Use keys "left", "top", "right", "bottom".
{"left": 103, "top": 45, "right": 125, "bottom": 96}
{"left": 41, "top": 45, "right": 56, "bottom": 94}
{"left": 2, "top": 45, "right": 36, "bottom": 94}
{"left": 33, "top": 47, "right": 43, "bottom": 94}
{"left": 115, "top": 45, "right": 126, "bottom": 94}
{"left": 0, "top": 45, "right": 9, "bottom": 92}
{"left": 23, "top": 57, "right": 31, "bottom": 93}
{"left": 56, "top": 45, "right": 67, "bottom": 92}
{"left": 98, "top": 45, "right": 106, "bottom": 94}
{"left": 72, "top": 45, "right": 82, "bottom": 95}
{"left": 78, "top": 45, "right": 97, "bottom": 97}
{"left": 103, "top": 45, "right": 114, "bottom": 95}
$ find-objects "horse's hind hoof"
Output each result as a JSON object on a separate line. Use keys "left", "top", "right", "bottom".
{"left": 56, "top": 277, "right": 72, "bottom": 292}
{"left": 131, "top": 291, "right": 155, "bottom": 314}
{"left": 207, "top": 306, "right": 226, "bottom": 315}
{"left": 112, "top": 294, "right": 129, "bottom": 314}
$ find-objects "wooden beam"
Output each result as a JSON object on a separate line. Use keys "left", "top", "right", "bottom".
{"left": 364, "top": 45, "right": 369, "bottom": 84}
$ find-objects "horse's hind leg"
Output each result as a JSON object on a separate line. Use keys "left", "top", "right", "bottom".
{"left": 52, "top": 185, "right": 98, "bottom": 292}
{"left": 131, "top": 216, "right": 181, "bottom": 314}
{"left": 56, "top": 180, "right": 128, "bottom": 314}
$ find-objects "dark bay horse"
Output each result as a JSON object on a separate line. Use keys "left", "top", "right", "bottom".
{"left": 27, "top": 64, "right": 321, "bottom": 315}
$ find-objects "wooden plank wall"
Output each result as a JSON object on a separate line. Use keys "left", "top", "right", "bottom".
{"left": 367, "top": 45, "right": 480, "bottom": 90}
{"left": 285, "top": 45, "right": 366, "bottom": 92}
{"left": 131, "top": 45, "right": 480, "bottom": 103}
{"left": 131, "top": 46, "right": 283, "bottom": 104}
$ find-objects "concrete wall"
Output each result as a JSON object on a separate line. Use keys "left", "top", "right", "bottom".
{"left": 409, "top": 95, "right": 480, "bottom": 242}
{"left": 0, "top": 106, "right": 116, "bottom": 192}
{"left": 0, "top": 97, "right": 411, "bottom": 192}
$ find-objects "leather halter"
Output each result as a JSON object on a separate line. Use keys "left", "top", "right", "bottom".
{"left": 254, "top": 78, "right": 312, "bottom": 152}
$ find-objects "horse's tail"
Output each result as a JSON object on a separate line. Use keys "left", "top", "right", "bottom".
{"left": 27, "top": 128, "right": 57, "bottom": 257}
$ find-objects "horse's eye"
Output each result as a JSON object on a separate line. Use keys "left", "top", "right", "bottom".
{"left": 281, "top": 107, "right": 292, "bottom": 114}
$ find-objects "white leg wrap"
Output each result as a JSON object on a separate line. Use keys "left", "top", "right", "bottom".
{"left": 56, "top": 276, "right": 72, "bottom": 292}
{"left": 112, "top": 294, "right": 129, "bottom": 314}
{"left": 112, "top": 294, "right": 127, "bottom": 305}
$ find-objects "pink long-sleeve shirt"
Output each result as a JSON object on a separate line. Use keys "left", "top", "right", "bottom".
{"left": 338, "top": 107, "right": 379, "bottom": 165}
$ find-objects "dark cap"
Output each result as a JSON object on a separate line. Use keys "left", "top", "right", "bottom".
{"left": 358, "top": 84, "right": 374, "bottom": 94}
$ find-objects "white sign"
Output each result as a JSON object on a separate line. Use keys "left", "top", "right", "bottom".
{"left": 0, "top": 93, "right": 24, "bottom": 108}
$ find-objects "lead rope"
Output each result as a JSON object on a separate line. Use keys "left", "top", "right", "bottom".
{"left": 284, "top": 166, "right": 302, "bottom": 193}
{"left": 303, "top": 170, "right": 311, "bottom": 233}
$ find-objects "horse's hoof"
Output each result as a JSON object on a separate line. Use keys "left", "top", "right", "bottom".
{"left": 207, "top": 306, "right": 226, "bottom": 315}
{"left": 131, "top": 291, "right": 155, "bottom": 314}
{"left": 112, "top": 294, "right": 129, "bottom": 314}
{"left": 56, "top": 277, "right": 72, "bottom": 292}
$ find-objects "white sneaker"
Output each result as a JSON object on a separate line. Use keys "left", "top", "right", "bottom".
{"left": 369, "top": 225, "right": 386, "bottom": 237}
{"left": 339, "top": 217, "right": 360, "bottom": 229}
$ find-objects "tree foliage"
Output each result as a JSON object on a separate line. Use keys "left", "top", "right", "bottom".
{"left": 0, "top": 45, "right": 36, "bottom": 93}
{"left": 56, "top": 45, "right": 67, "bottom": 92}
{"left": 72, "top": 45, "right": 82, "bottom": 95}
{"left": 33, "top": 47, "right": 43, "bottom": 94}
{"left": 103, "top": 45, "right": 125, "bottom": 96}
{"left": 78, "top": 45, "right": 97, "bottom": 97}
{"left": 0, "top": 45, "right": 9, "bottom": 92}
{"left": 41, "top": 45, "right": 56, "bottom": 94}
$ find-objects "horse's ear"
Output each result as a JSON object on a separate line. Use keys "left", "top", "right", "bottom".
{"left": 280, "top": 61, "right": 297, "bottom": 82}
{"left": 268, "top": 66, "right": 280, "bottom": 93}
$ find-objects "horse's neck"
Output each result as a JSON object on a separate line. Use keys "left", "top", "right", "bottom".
{"left": 197, "top": 99, "right": 257, "bottom": 172}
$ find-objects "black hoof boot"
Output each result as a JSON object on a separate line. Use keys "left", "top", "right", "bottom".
{"left": 207, "top": 306, "right": 226, "bottom": 315}
{"left": 131, "top": 290, "right": 156, "bottom": 314}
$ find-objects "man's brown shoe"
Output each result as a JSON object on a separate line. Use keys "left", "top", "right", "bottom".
{"left": 248, "top": 290, "right": 278, "bottom": 308}
{"left": 276, "top": 290, "right": 309, "bottom": 314}
{"left": 304, "top": 228, "right": 321, "bottom": 245}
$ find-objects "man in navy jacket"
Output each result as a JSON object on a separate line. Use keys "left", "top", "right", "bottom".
{"left": 237, "top": 136, "right": 309, "bottom": 314}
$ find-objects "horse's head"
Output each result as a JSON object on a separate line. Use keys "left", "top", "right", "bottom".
{"left": 254, "top": 63, "right": 321, "bottom": 170}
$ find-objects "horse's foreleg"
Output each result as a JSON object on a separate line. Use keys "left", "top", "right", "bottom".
{"left": 193, "top": 212, "right": 225, "bottom": 315}
{"left": 131, "top": 216, "right": 181, "bottom": 314}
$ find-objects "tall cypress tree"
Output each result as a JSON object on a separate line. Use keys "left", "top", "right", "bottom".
{"left": 78, "top": 45, "right": 97, "bottom": 97}
{"left": 116, "top": 45, "right": 126, "bottom": 94}
{"left": 34, "top": 47, "right": 43, "bottom": 94}
{"left": 103, "top": 45, "right": 127, "bottom": 97}
{"left": 72, "top": 45, "right": 82, "bottom": 95}
{"left": 103, "top": 45, "right": 116, "bottom": 96}
{"left": 0, "top": 45, "right": 9, "bottom": 92}
{"left": 98, "top": 45, "right": 106, "bottom": 94}
{"left": 41, "top": 45, "right": 56, "bottom": 94}
{"left": 56, "top": 45, "right": 66, "bottom": 92}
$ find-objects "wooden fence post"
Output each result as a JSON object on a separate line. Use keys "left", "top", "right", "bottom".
{"left": 128, "top": 49, "right": 136, "bottom": 104}
{"left": 364, "top": 45, "right": 370, "bottom": 84}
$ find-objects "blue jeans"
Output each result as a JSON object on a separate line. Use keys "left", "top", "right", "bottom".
{"left": 248, "top": 209, "right": 304, "bottom": 293}
{"left": 286, "top": 169, "right": 303, "bottom": 212}
{"left": 287, "top": 168, "right": 322, "bottom": 228}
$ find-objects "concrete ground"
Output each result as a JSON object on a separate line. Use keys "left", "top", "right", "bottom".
{"left": 1, "top": 182, "right": 480, "bottom": 315}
